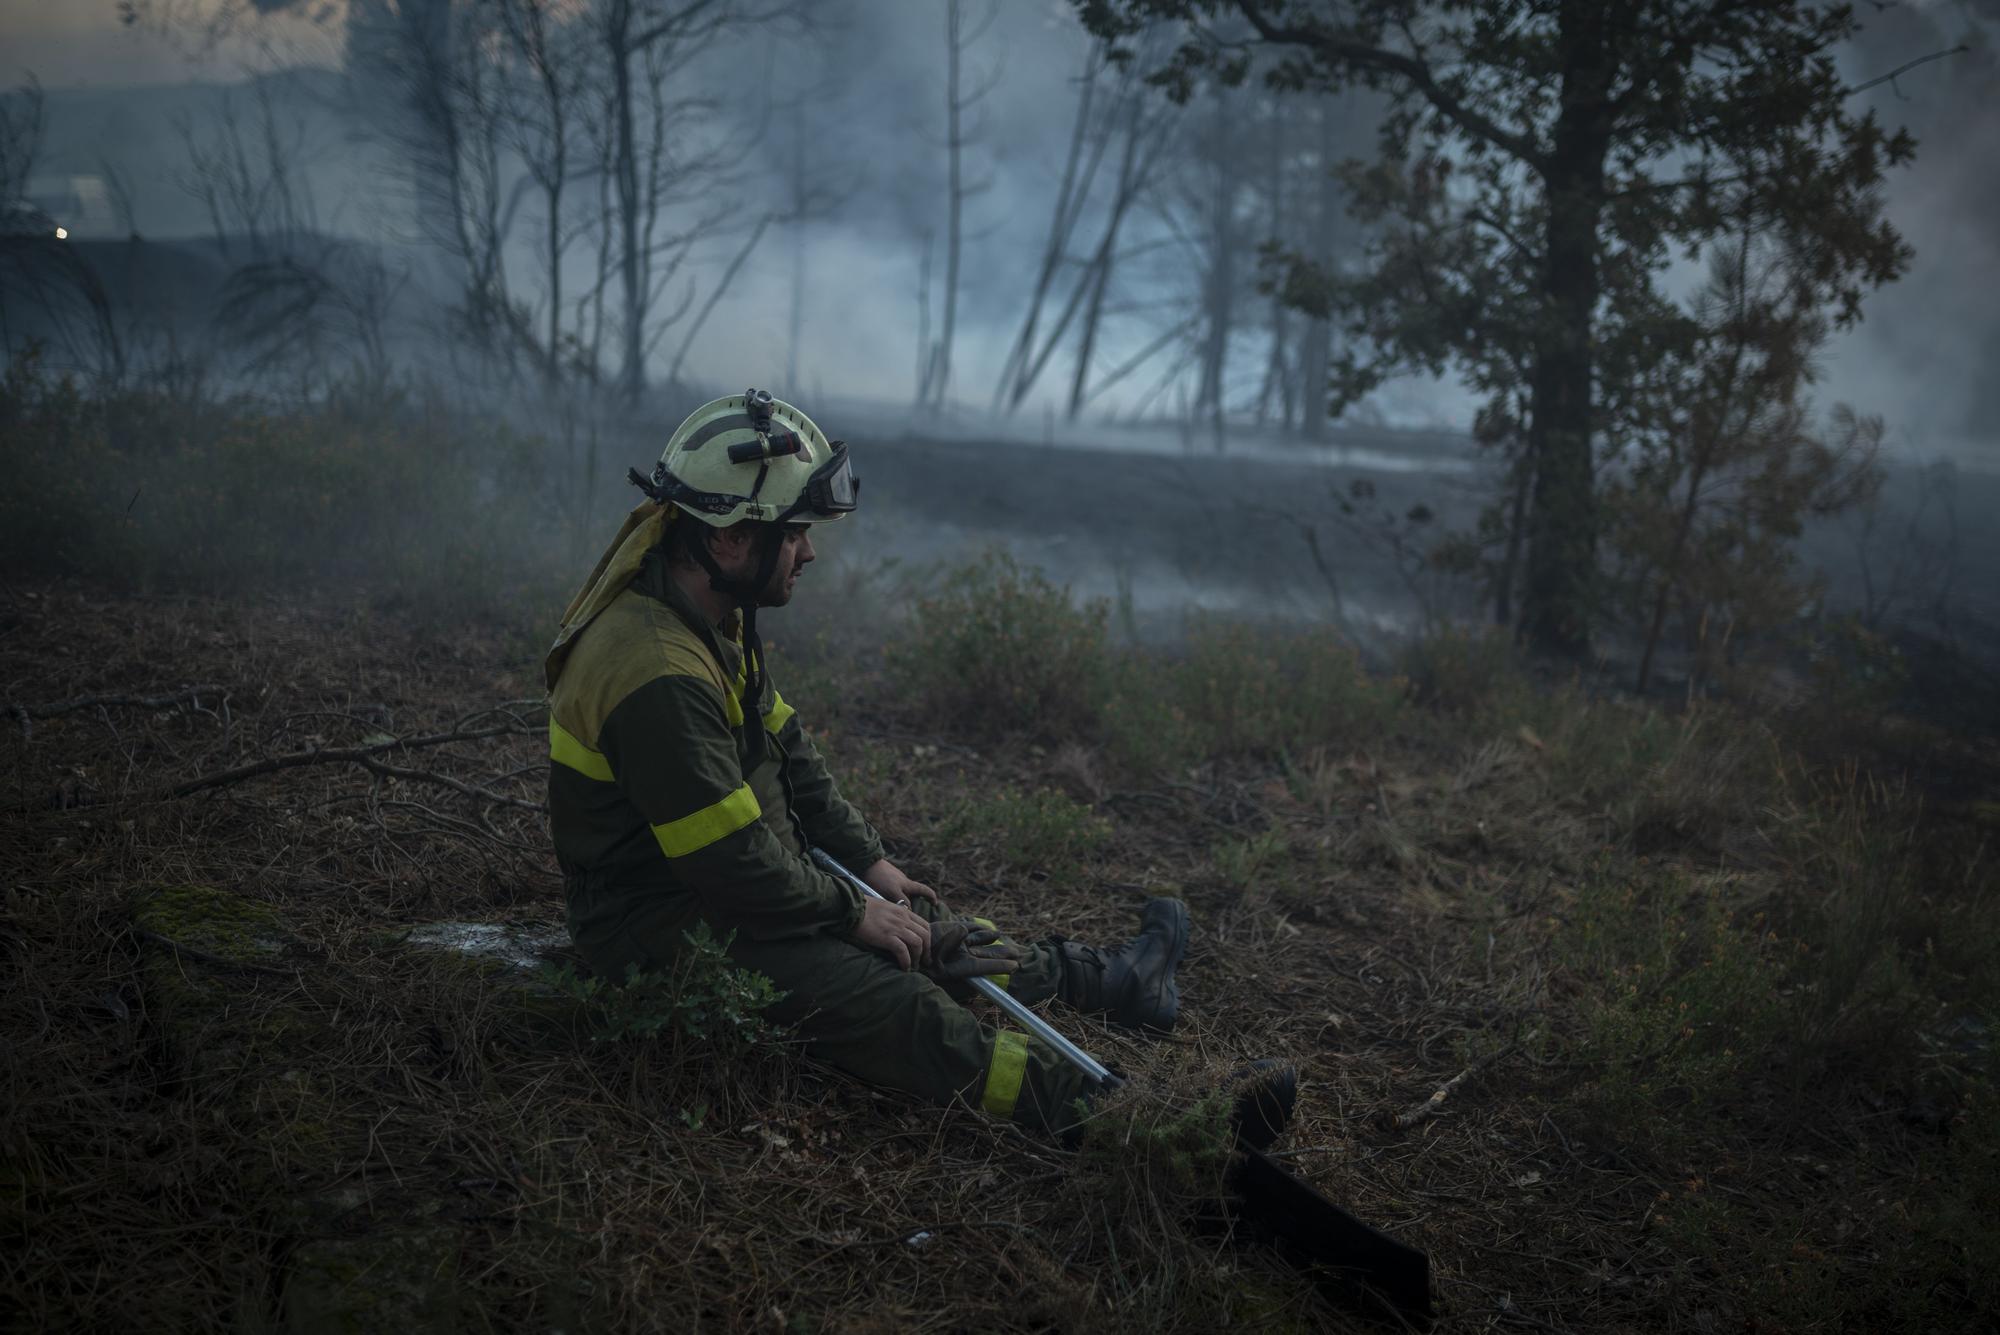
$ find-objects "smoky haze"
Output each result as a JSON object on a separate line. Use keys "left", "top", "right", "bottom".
{"left": 3, "top": 0, "right": 1996, "bottom": 674}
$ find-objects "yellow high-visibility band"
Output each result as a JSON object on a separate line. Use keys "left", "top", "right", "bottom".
{"left": 651, "top": 783, "right": 761, "bottom": 858}
{"left": 763, "top": 690, "right": 795, "bottom": 735}
{"left": 981, "top": 1031, "right": 1029, "bottom": 1118}
{"left": 971, "top": 917, "right": 1010, "bottom": 992}
{"left": 549, "top": 718, "right": 614, "bottom": 781}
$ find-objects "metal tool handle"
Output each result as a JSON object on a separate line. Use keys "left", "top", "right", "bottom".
{"left": 810, "top": 848, "right": 1116, "bottom": 1087}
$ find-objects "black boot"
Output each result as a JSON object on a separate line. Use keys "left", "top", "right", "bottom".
{"left": 1225, "top": 1059, "right": 1298, "bottom": 1152}
{"left": 1056, "top": 897, "right": 1190, "bottom": 1032}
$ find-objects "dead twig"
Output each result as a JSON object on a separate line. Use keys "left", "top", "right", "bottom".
{"left": 8, "top": 685, "right": 229, "bottom": 741}
{"left": 164, "top": 722, "right": 538, "bottom": 799}
{"left": 1376, "top": 1029, "right": 1540, "bottom": 1133}
{"left": 356, "top": 757, "right": 549, "bottom": 813}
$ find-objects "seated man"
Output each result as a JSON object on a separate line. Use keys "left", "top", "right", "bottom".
{"left": 545, "top": 390, "right": 1271, "bottom": 1138}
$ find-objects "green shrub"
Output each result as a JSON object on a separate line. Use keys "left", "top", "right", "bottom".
{"left": 1075, "top": 1085, "right": 1235, "bottom": 1199}
{"left": 0, "top": 350, "right": 563, "bottom": 619}
{"left": 886, "top": 551, "right": 1109, "bottom": 743}
{"left": 936, "top": 786, "right": 1111, "bottom": 878}
{"left": 1558, "top": 864, "right": 1785, "bottom": 1139}
{"left": 1213, "top": 830, "right": 1288, "bottom": 892}
{"left": 1397, "top": 623, "right": 1528, "bottom": 719}
{"left": 547, "top": 922, "right": 784, "bottom": 1051}
{"left": 1104, "top": 618, "right": 1402, "bottom": 774}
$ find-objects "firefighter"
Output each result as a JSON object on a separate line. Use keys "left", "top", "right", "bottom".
{"left": 545, "top": 390, "right": 1284, "bottom": 1137}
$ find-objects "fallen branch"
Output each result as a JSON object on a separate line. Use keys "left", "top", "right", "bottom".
{"left": 166, "top": 722, "right": 537, "bottom": 799}
{"left": 356, "top": 757, "right": 548, "bottom": 813}
{"left": 8, "top": 685, "right": 228, "bottom": 741}
{"left": 1376, "top": 1029, "right": 1540, "bottom": 1133}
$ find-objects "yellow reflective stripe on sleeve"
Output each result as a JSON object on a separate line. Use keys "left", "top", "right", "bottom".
{"left": 549, "top": 719, "right": 614, "bottom": 781}
{"left": 763, "top": 689, "right": 795, "bottom": 735}
{"left": 981, "top": 1031, "right": 1030, "bottom": 1118}
{"left": 971, "top": 918, "right": 1009, "bottom": 992}
{"left": 722, "top": 684, "right": 745, "bottom": 727}
{"left": 650, "top": 783, "right": 761, "bottom": 858}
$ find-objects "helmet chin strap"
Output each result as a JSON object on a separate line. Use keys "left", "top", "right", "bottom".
{"left": 689, "top": 524, "right": 785, "bottom": 707}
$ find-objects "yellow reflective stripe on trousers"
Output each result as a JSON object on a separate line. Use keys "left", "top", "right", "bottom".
{"left": 971, "top": 916, "right": 1010, "bottom": 991}
{"left": 549, "top": 718, "right": 613, "bottom": 781}
{"left": 763, "top": 689, "right": 795, "bottom": 735}
{"left": 650, "top": 783, "right": 761, "bottom": 857}
{"left": 981, "top": 1031, "right": 1029, "bottom": 1119}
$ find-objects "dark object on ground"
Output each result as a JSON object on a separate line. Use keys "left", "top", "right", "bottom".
{"left": 1228, "top": 1146, "right": 1435, "bottom": 1328}
{"left": 1228, "top": 1059, "right": 1297, "bottom": 1153}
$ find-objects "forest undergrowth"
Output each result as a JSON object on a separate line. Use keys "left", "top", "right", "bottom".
{"left": 1, "top": 371, "right": 1997, "bottom": 1331}
{"left": 1, "top": 556, "right": 1995, "bottom": 1334}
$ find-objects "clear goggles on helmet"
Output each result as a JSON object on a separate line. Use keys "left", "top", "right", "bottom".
{"left": 778, "top": 441, "right": 859, "bottom": 522}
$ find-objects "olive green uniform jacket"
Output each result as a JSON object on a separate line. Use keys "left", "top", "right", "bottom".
{"left": 545, "top": 544, "right": 1088, "bottom": 1132}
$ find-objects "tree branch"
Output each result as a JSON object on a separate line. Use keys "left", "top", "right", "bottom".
{"left": 1844, "top": 43, "right": 1968, "bottom": 98}
{"left": 165, "top": 722, "right": 537, "bottom": 799}
{"left": 1234, "top": 0, "right": 1545, "bottom": 170}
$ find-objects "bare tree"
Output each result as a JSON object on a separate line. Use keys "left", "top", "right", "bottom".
{"left": 0, "top": 79, "right": 124, "bottom": 383}
{"left": 0, "top": 76, "right": 43, "bottom": 209}
{"left": 176, "top": 77, "right": 321, "bottom": 257}
{"left": 917, "top": 0, "right": 1000, "bottom": 411}
{"left": 991, "top": 39, "right": 1177, "bottom": 419}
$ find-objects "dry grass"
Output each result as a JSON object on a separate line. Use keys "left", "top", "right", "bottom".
{"left": 3, "top": 575, "right": 1995, "bottom": 1333}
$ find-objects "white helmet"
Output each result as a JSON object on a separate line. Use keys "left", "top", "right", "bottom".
{"left": 635, "top": 389, "right": 858, "bottom": 526}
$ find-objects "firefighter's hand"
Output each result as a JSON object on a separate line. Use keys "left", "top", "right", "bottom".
{"left": 860, "top": 858, "right": 938, "bottom": 907}
{"left": 853, "top": 898, "right": 932, "bottom": 971}
{"left": 926, "top": 919, "right": 1028, "bottom": 983}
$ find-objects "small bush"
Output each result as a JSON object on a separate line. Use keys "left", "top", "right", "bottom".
{"left": 1074, "top": 1085, "right": 1235, "bottom": 1201}
{"left": 547, "top": 921, "right": 784, "bottom": 1051}
{"left": 1213, "top": 830, "right": 1288, "bottom": 893}
{"left": 886, "top": 550, "right": 1109, "bottom": 743}
{"left": 1558, "top": 865, "right": 1786, "bottom": 1140}
{"left": 1397, "top": 623, "right": 1527, "bottom": 719}
{"left": 1104, "top": 618, "right": 1402, "bottom": 774}
{"left": 936, "top": 786, "right": 1111, "bottom": 879}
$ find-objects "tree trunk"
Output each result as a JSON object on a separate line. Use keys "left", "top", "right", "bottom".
{"left": 610, "top": 4, "right": 645, "bottom": 402}
{"left": 1520, "top": 0, "right": 1611, "bottom": 660}
{"left": 1495, "top": 443, "right": 1532, "bottom": 627}
{"left": 786, "top": 98, "right": 805, "bottom": 391}
{"left": 935, "top": 0, "right": 965, "bottom": 410}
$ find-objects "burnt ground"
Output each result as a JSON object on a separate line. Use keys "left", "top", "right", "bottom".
{"left": 3, "top": 574, "right": 1997, "bottom": 1333}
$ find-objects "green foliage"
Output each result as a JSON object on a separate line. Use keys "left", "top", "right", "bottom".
{"left": 887, "top": 550, "right": 1109, "bottom": 743}
{"left": 1104, "top": 617, "right": 1404, "bottom": 774}
{"left": 1558, "top": 866, "right": 1785, "bottom": 1137}
{"left": 1081, "top": 0, "right": 1915, "bottom": 649}
{"left": 1800, "top": 613, "right": 1909, "bottom": 718}
{"left": 1213, "top": 830, "right": 1287, "bottom": 893}
{"left": 546, "top": 922, "right": 784, "bottom": 1051}
{"left": 936, "top": 786, "right": 1111, "bottom": 878}
{"left": 1602, "top": 245, "right": 1886, "bottom": 690}
{"left": 1075, "top": 1087, "right": 1235, "bottom": 1200}
{"left": 1397, "top": 623, "right": 1526, "bottom": 720}
{"left": 0, "top": 349, "right": 565, "bottom": 619}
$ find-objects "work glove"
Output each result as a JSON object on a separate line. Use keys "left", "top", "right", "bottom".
{"left": 925, "top": 918, "right": 1028, "bottom": 983}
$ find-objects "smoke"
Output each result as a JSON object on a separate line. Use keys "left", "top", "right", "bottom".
{"left": 1824, "top": 1, "right": 2000, "bottom": 467}
{"left": 9, "top": 0, "right": 2000, "bottom": 468}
